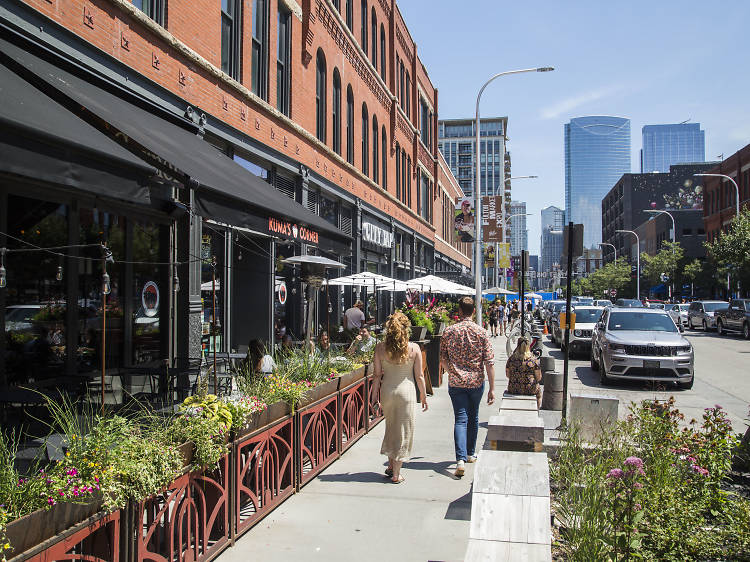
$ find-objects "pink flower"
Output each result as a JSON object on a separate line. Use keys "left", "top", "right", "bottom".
{"left": 607, "top": 468, "right": 624, "bottom": 479}
{"left": 624, "top": 457, "right": 644, "bottom": 470}
{"left": 633, "top": 482, "right": 644, "bottom": 490}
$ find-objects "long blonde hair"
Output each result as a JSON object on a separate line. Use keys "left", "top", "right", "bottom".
{"left": 510, "top": 337, "right": 532, "bottom": 361}
{"left": 384, "top": 311, "right": 411, "bottom": 363}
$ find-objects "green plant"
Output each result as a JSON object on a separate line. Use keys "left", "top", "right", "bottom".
{"left": 168, "top": 414, "right": 227, "bottom": 470}
{"left": 224, "top": 395, "right": 267, "bottom": 433}
{"left": 181, "top": 394, "right": 233, "bottom": 430}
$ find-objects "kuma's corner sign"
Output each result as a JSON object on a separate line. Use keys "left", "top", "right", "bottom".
{"left": 267, "top": 217, "right": 320, "bottom": 244}
{"left": 141, "top": 281, "right": 160, "bottom": 317}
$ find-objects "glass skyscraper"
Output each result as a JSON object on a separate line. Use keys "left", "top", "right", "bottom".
{"left": 510, "top": 200, "right": 528, "bottom": 256}
{"left": 641, "top": 123, "right": 705, "bottom": 173}
{"left": 565, "top": 116, "right": 631, "bottom": 249}
{"left": 540, "top": 205, "right": 564, "bottom": 273}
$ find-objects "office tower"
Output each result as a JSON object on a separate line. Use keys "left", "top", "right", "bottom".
{"left": 565, "top": 116, "right": 631, "bottom": 249}
{"left": 540, "top": 205, "right": 565, "bottom": 273}
{"left": 438, "top": 117, "right": 509, "bottom": 200}
{"left": 641, "top": 123, "right": 705, "bottom": 173}
{"left": 509, "top": 200, "right": 528, "bottom": 256}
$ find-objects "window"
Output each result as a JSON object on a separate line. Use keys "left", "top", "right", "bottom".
{"left": 360, "top": 0, "right": 368, "bottom": 55}
{"left": 372, "top": 116, "right": 379, "bottom": 184}
{"left": 399, "top": 61, "right": 404, "bottom": 108}
{"left": 404, "top": 72, "right": 411, "bottom": 118}
{"left": 371, "top": 8, "right": 377, "bottom": 68}
{"left": 332, "top": 0, "right": 340, "bottom": 10}
{"left": 346, "top": 0, "right": 353, "bottom": 30}
{"left": 332, "top": 69, "right": 342, "bottom": 154}
{"left": 361, "top": 103, "right": 369, "bottom": 176}
{"left": 276, "top": 5, "right": 291, "bottom": 115}
{"left": 133, "top": 0, "right": 164, "bottom": 24}
{"left": 251, "top": 0, "right": 268, "bottom": 98}
{"left": 320, "top": 196, "right": 338, "bottom": 226}
{"left": 381, "top": 126, "right": 387, "bottom": 190}
{"left": 395, "top": 143, "right": 401, "bottom": 199}
{"left": 406, "top": 156, "right": 412, "bottom": 207}
{"left": 419, "top": 98, "right": 430, "bottom": 147}
{"left": 380, "top": 25, "right": 386, "bottom": 81}
{"left": 221, "top": 0, "right": 241, "bottom": 79}
{"left": 346, "top": 86, "right": 354, "bottom": 164}
{"left": 315, "top": 50, "right": 327, "bottom": 143}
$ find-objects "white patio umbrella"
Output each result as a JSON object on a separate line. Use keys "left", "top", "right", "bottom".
{"left": 483, "top": 286, "right": 517, "bottom": 295}
{"left": 409, "top": 275, "right": 474, "bottom": 294}
{"left": 325, "top": 271, "right": 399, "bottom": 321}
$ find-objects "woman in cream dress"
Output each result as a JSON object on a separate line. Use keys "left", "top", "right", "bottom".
{"left": 372, "top": 312, "right": 429, "bottom": 484}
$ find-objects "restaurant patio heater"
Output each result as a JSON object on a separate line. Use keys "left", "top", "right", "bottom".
{"left": 283, "top": 255, "right": 346, "bottom": 349}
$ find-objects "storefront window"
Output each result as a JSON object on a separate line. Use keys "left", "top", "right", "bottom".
{"left": 201, "top": 223, "right": 226, "bottom": 359}
{"left": 132, "top": 221, "right": 167, "bottom": 364}
{"left": 320, "top": 196, "right": 338, "bottom": 227}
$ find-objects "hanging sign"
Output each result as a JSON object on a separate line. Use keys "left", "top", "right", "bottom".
{"left": 278, "top": 281, "right": 287, "bottom": 305}
{"left": 481, "top": 195, "right": 503, "bottom": 242}
{"left": 141, "top": 281, "right": 160, "bottom": 317}
{"left": 362, "top": 220, "right": 394, "bottom": 249}
{"left": 496, "top": 243, "right": 511, "bottom": 268}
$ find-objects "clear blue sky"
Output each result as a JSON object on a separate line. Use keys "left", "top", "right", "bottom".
{"left": 399, "top": 0, "right": 750, "bottom": 254}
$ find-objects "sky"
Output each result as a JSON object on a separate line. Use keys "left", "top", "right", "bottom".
{"left": 399, "top": 0, "right": 750, "bottom": 254}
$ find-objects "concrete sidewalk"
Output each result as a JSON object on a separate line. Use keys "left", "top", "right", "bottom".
{"left": 218, "top": 334, "right": 512, "bottom": 562}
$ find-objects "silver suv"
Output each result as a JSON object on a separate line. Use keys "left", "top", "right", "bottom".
{"left": 687, "top": 300, "right": 728, "bottom": 331}
{"left": 591, "top": 307, "right": 694, "bottom": 389}
{"left": 552, "top": 305, "right": 604, "bottom": 356}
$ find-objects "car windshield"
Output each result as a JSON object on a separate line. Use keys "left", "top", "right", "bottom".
{"left": 608, "top": 312, "right": 678, "bottom": 332}
{"left": 649, "top": 303, "right": 665, "bottom": 309}
{"left": 618, "top": 299, "right": 642, "bottom": 307}
{"left": 702, "top": 302, "right": 727, "bottom": 312}
{"left": 573, "top": 309, "right": 602, "bottom": 322}
{"left": 577, "top": 298, "right": 594, "bottom": 305}
{"left": 552, "top": 303, "right": 565, "bottom": 312}
{"left": 677, "top": 304, "right": 689, "bottom": 311}
{"left": 6, "top": 308, "right": 38, "bottom": 322}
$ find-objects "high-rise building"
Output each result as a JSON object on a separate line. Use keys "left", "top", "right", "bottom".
{"left": 565, "top": 116, "right": 631, "bottom": 249}
{"left": 438, "top": 117, "right": 509, "bottom": 200}
{"left": 540, "top": 205, "right": 565, "bottom": 273}
{"left": 641, "top": 123, "right": 705, "bottom": 173}
{"left": 509, "top": 201, "right": 528, "bottom": 256}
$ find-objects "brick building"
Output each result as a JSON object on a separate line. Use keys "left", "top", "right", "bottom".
{"left": 0, "top": 0, "right": 469, "bottom": 386}
{"left": 703, "top": 143, "right": 750, "bottom": 243}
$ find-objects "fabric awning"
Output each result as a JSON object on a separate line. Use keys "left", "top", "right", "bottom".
{"left": 0, "top": 60, "right": 153, "bottom": 203}
{"left": 0, "top": 35, "right": 348, "bottom": 241}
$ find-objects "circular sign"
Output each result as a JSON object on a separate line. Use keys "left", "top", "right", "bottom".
{"left": 610, "top": 289, "right": 617, "bottom": 297}
{"left": 141, "top": 281, "right": 160, "bottom": 317}
{"left": 278, "top": 281, "right": 287, "bottom": 305}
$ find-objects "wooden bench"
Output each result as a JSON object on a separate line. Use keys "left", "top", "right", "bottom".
{"left": 499, "top": 397, "right": 539, "bottom": 412}
{"left": 466, "top": 450, "right": 551, "bottom": 561}
{"left": 487, "top": 411, "right": 545, "bottom": 452}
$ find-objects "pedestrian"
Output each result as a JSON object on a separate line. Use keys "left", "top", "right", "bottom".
{"left": 371, "top": 311, "right": 428, "bottom": 484}
{"left": 498, "top": 299, "right": 507, "bottom": 336}
{"left": 346, "top": 326, "right": 376, "bottom": 356}
{"left": 505, "top": 336, "right": 542, "bottom": 408}
{"left": 488, "top": 303, "right": 499, "bottom": 337}
{"left": 440, "top": 297, "right": 495, "bottom": 477}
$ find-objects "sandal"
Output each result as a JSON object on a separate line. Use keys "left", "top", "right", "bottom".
{"left": 391, "top": 475, "right": 405, "bottom": 484}
{"left": 385, "top": 467, "right": 393, "bottom": 477}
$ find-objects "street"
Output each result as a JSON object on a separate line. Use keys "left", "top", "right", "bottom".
{"left": 541, "top": 327, "right": 750, "bottom": 431}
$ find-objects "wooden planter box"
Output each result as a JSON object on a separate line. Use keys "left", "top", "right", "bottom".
{"left": 5, "top": 497, "right": 102, "bottom": 559}
{"left": 233, "top": 400, "right": 292, "bottom": 440}
{"left": 336, "top": 365, "right": 366, "bottom": 390}
{"left": 298, "top": 378, "right": 339, "bottom": 408}
{"left": 410, "top": 326, "right": 427, "bottom": 341}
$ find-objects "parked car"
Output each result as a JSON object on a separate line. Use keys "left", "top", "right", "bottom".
{"left": 646, "top": 302, "right": 666, "bottom": 310}
{"left": 615, "top": 298, "right": 644, "bottom": 308}
{"left": 4, "top": 305, "right": 41, "bottom": 332}
{"left": 668, "top": 303, "right": 689, "bottom": 331}
{"left": 551, "top": 305, "right": 603, "bottom": 356}
{"left": 687, "top": 300, "right": 728, "bottom": 331}
{"left": 545, "top": 301, "right": 567, "bottom": 332}
{"left": 591, "top": 307, "right": 693, "bottom": 388}
{"left": 593, "top": 299, "right": 613, "bottom": 307}
{"left": 714, "top": 299, "right": 750, "bottom": 339}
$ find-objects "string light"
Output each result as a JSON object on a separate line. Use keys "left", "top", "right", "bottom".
{"left": 56, "top": 265, "right": 63, "bottom": 282}
{"left": 173, "top": 264, "right": 180, "bottom": 293}
{"left": 102, "top": 271, "right": 111, "bottom": 295}
{"left": 0, "top": 249, "right": 6, "bottom": 288}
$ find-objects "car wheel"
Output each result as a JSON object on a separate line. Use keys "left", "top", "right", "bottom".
{"left": 702, "top": 319, "right": 707, "bottom": 331}
{"left": 590, "top": 346, "right": 600, "bottom": 372}
{"left": 599, "top": 359, "right": 610, "bottom": 385}
{"left": 678, "top": 377, "right": 694, "bottom": 390}
{"left": 717, "top": 319, "right": 724, "bottom": 336}
{"left": 688, "top": 318, "right": 694, "bottom": 330}
{"left": 743, "top": 322, "right": 750, "bottom": 340}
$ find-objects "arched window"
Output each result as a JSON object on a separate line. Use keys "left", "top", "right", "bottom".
{"left": 361, "top": 103, "right": 369, "bottom": 176}
{"left": 380, "top": 24, "right": 386, "bottom": 81}
{"left": 406, "top": 156, "right": 412, "bottom": 207}
{"left": 381, "top": 125, "right": 387, "bottom": 189}
{"left": 395, "top": 143, "right": 401, "bottom": 199}
{"left": 372, "top": 116, "right": 379, "bottom": 184}
{"left": 371, "top": 8, "right": 377, "bottom": 68}
{"left": 399, "top": 61, "right": 405, "bottom": 107}
{"left": 345, "top": 0, "right": 353, "bottom": 29}
{"left": 360, "top": 0, "right": 368, "bottom": 55}
{"left": 346, "top": 86, "right": 354, "bottom": 164}
{"left": 332, "top": 69, "right": 341, "bottom": 155}
{"left": 315, "top": 50, "right": 327, "bottom": 143}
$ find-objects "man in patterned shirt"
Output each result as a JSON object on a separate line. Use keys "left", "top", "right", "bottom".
{"left": 440, "top": 296, "right": 495, "bottom": 477}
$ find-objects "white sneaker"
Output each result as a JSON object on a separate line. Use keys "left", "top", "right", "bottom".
{"left": 455, "top": 460, "right": 465, "bottom": 477}
{"left": 466, "top": 455, "right": 477, "bottom": 463}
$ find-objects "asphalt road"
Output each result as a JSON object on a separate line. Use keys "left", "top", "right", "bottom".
{"left": 542, "top": 325, "right": 750, "bottom": 431}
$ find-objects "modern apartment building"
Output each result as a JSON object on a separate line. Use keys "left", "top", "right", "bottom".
{"left": 540, "top": 205, "right": 565, "bottom": 273}
{"left": 509, "top": 200, "right": 528, "bottom": 256}
{"left": 641, "top": 123, "right": 705, "bottom": 173}
{"left": 565, "top": 116, "right": 631, "bottom": 249}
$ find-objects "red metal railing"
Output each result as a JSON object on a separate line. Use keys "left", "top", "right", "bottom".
{"left": 366, "top": 373, "right": 384, "bottom": 429}
{"left": 297, "top": 394, "right": 339, "bottom": 488}
{"left": 340, "top": 378, "right": 366, "bottom": 452}
{"left": 22, "top": 510, "right": 120, "bottom": 562}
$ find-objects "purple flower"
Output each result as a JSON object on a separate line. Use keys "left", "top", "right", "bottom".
{"left": 607, "top": 468, "right": 624, "bottom": 479}
{"left": 624, "top": 457, "right": 644, "bottom": 470}
{"left": 633, "top": 482, "right": 644, "bottom": 490}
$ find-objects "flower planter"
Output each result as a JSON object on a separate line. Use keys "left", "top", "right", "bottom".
{"left": 5, "top": 497, "right": 102, "bottom": 558}
{"left": 424, "top": 337, "right": 442, "bottom": 387}
{"left": 336, "top": 365, "right": 366, "bottom": 390}
{"left": 410, "top": 326, "right": 427, "bottom": 341}
{"left": 233, "top": 400, "right": 291, "bottom": 439}
{"left": 298, "top": 378, "right": 339, "bottom": 407}
{"left": 435, "top": 322, "right": 447, "bottom": 336}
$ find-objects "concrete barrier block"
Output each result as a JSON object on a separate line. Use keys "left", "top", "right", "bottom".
{"left": 569, "top": 394, "right": 619, "bottom": 443}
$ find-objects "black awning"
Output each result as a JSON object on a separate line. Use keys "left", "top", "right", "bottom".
{"left": 0, "top": 35, "right": 348, "bottom": 242}
{"left": 0, "top": 61, "right": 153, "bottom": 203}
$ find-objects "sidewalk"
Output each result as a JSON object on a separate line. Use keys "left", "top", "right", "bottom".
{"left": 218, "top": 334, "right": 511, "bottom": 562}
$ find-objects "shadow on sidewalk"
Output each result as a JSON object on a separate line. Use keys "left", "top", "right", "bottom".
{"left": 444, "top": 489, "right": 472, "bottom": 521}
{"left": 317, "top": 471, "right": 390, "bottom": 483}
{"left": 403, "top": 459, "right": 455, "bottom": 478}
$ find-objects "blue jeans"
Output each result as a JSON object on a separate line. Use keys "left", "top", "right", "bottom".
{"left": 448, "top": 383, "right": 484, "bottom": 462}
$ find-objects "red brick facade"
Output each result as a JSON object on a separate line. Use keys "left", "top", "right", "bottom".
{"left": 18, "top": 0, "right": 468, "bottom": 265}
{"left": 703, "top": 143, "right": 750, "bottom": 243}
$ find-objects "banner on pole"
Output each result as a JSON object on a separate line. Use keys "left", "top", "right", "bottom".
{"left": 496, "top": 243, "right": 511, "bottom": 268}
{"left": 483, "top": 244, "right": 496, "bottom": 269}
{"left": 480, "top": 195, "right": 503, "bottom": 242}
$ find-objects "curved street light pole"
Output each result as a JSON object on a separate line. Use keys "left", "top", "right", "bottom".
{"left": 474, "top": 67, "right": 553, "bottom": 325}
{"left": 695, "top": 173, "right": 740, "bottom": 216}
{"left": 617, "top": 229, "right": 640, "bottom": 299}
{"left": 644, "top": 208, "right": 676, "bottom": 298}
{"left": 598, "top": 242, "right": 616, "bottom": 264}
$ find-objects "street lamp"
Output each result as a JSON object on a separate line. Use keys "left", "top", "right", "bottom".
{"left": 616, "top": 229, "right": 640, "bottom": 299}
{"left": 694, "top": 173, "right": 740, "bottom": 216}
{"left": 643, "top": 209, "right": 676, "bottom": 249}
{"left": 474, "top": 66, "right": 553, "bottom": 324}
{"left": 598, "top": 242, "right": 616, "bottom": 264}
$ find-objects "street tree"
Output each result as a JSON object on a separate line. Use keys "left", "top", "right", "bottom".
{"left": 640, "top": 241, "right": 685, "bottom": 290}
{"left": 705, "top": 207, "right": 750, "bottom": 294}
{"left": 588, "top": 258, "right": 631, "bottom": 297}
